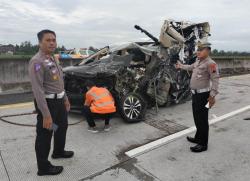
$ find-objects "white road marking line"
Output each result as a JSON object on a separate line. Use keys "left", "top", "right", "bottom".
{"left": 125, "top": 105, "right": 250, "bottom": 158}
{"left": 0, "top": 102, "right": 33, "bottom": 110}
{"left": 212, "top": 114, "right": 217, "bottom": 118}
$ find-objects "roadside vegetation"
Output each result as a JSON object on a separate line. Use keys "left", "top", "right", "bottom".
{"left": 0, "top": 41, "right": 249, "bottom": 60}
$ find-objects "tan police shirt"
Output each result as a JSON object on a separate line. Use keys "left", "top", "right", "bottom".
{"left": 28, "top": 49, "right": 68, "bottom": 118}
{"left": 180, "top": 56, "right": 219, "bottom": 97}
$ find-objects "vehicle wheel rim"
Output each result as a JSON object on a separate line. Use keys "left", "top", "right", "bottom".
{"left": 123, "top": 95, "right": 142, "bottom": 119}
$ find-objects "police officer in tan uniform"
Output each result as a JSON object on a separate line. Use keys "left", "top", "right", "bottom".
{"left": 29, "top": 30, "right": 74, "bottom": 176}
{"left": 176, "top": 41, "right": 219, "bottom": 152}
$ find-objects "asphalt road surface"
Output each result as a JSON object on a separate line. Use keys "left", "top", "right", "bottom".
{"left": 0, "top": 74, "right": 250, "bottom": 181}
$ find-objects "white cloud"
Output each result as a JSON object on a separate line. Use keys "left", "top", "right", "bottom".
{"left": 1, "top": 0, "right": 111, "bottom": 25}
{"left": 0, "top": 0, "right": 249, "bottom": 51}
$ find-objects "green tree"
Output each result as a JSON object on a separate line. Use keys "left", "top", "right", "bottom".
{"left": 212, "top": 49, "right": 218, "bottom": 55}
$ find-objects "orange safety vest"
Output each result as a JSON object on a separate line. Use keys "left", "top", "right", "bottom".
{"left": 85, "top": 86, "right": 116, "bottom": 114}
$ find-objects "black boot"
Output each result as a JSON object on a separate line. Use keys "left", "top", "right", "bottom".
{"left": 37, "top": 164, "right": 63, "bottom": 176}
{"left": 52, "top": 151, "right": 74, "bottom": 159}
{"left": 190, "top": 144, "right": 207, "bottom": 153}
{"left": 186, "top": 136, "right": 199, "bottom": 144}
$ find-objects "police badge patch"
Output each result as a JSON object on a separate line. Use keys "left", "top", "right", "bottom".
{"left": 53, "top": 75, "right": 59, "bottom": 80}
{"left": 34, "top": 63, "right": 41, "bottom": 72}
{"left": 210, "top": 63, "right": 217, "bottom": 73}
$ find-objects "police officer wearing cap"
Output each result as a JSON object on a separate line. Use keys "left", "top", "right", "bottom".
{"left": 176, "top": 41, "right": 219, "bottom": 152}
{"left": 29, "top": 30, "right": 74, "bottom": 176}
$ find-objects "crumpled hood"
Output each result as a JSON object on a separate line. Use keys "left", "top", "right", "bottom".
{"left": 63, "top": 54, "right": 132, "bottom": 78}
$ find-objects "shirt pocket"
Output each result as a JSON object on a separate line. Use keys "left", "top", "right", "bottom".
{"left": 44, "top": 64, "right": 60, "bottom": 82}
{"left": 197, "top": 64, "right": 207, "bottom": 74}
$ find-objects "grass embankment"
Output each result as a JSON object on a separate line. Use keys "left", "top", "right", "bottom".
{"left": 0, "top": 54, "right": 33, "bottom": 59}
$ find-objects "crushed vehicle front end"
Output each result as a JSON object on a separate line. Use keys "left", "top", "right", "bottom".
{"left": 63, "top": 19, "right": 211, "bottom": 122}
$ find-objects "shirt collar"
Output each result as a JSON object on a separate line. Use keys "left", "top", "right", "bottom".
{"left": 38, "top": 49, "right": 53, "bottom": 60}
{"left": 198, "top": 56, "right": 210, "bottom": 64}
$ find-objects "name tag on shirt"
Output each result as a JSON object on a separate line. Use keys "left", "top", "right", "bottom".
{"left": 47, "top": 62, "right": 53, "bottom": 66}
{"left": 52, "top": 69, "right": 58, "bottom": 74}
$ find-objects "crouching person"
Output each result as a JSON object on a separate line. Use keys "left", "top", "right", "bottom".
{"left": 83, "top": 80, "right": 116, "bottom": 133}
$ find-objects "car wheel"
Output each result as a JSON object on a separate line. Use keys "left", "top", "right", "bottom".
{"left": 119, "top": 93, "right": 147, "bottom": 123}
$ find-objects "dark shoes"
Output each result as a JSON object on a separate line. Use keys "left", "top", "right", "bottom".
{"left": 37, "top": 151, "right": 74, "bottom": 176}
{"left": 190, "top": 144, "right": 207, "bottom": 153}
{"left": 52, "top": 151, "right": 74, "bottom": 159}
{"left": 37, "top": 165, "right": 63, "bottom": 176}
{"left": 104, "top": 124, "right": 111, "bottom": 132}
{"left": 186, "top": 136, "right": 198, "bottom": 144}
{"left": 87, "top": 126, "right": 99, "bottom": 133}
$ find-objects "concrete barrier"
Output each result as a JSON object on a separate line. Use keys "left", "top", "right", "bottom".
{"left": 0, "top": 57, "right": 250, "bottom": 94}
{"left": 0, "top": 58, "right": 81, "bottom": 94}
{"left": 0, "top": 58, "right": 31, "bottom": 94}
{"left": 215, "top": 57, "right": 250, "bottom": 74}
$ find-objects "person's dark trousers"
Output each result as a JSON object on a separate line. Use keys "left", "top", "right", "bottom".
{"left": 35, "top": 98, "right": 68, "bottom": 171}
{"left": 192, "top": 92, "right": 210, "bottom": 146}
{"left": 83, "top": 106, "right": 111, "bottom": 127}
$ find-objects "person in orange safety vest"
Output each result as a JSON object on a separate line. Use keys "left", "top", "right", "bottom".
{"left": 83, "top": 80, "right": 116, "bottom": 133}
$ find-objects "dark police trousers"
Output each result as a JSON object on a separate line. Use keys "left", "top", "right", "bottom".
{"left": 192, "top": 92, "right": 210, "bottom": 146}
{"left": 35, "top": 98, "right": 68, "bottom": 171}
{"left": 83, "top": 106, "right": 112, "bottom": 127}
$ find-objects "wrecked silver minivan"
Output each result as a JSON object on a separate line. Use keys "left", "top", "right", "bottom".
{"left": 63, "top": 19, "right": 211, "bottom": 122}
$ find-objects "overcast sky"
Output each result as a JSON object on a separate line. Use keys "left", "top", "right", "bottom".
{"left": 0, "top": 0, "right": 249, "bottom": 51}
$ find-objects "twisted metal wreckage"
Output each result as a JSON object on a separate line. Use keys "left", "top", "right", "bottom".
{"left": 63, "top": 19, "right": 211, "bottom": 122}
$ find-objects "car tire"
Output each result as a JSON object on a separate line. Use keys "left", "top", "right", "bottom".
{"left": 118, "top": 93, "right": 147, "bottom": 123}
